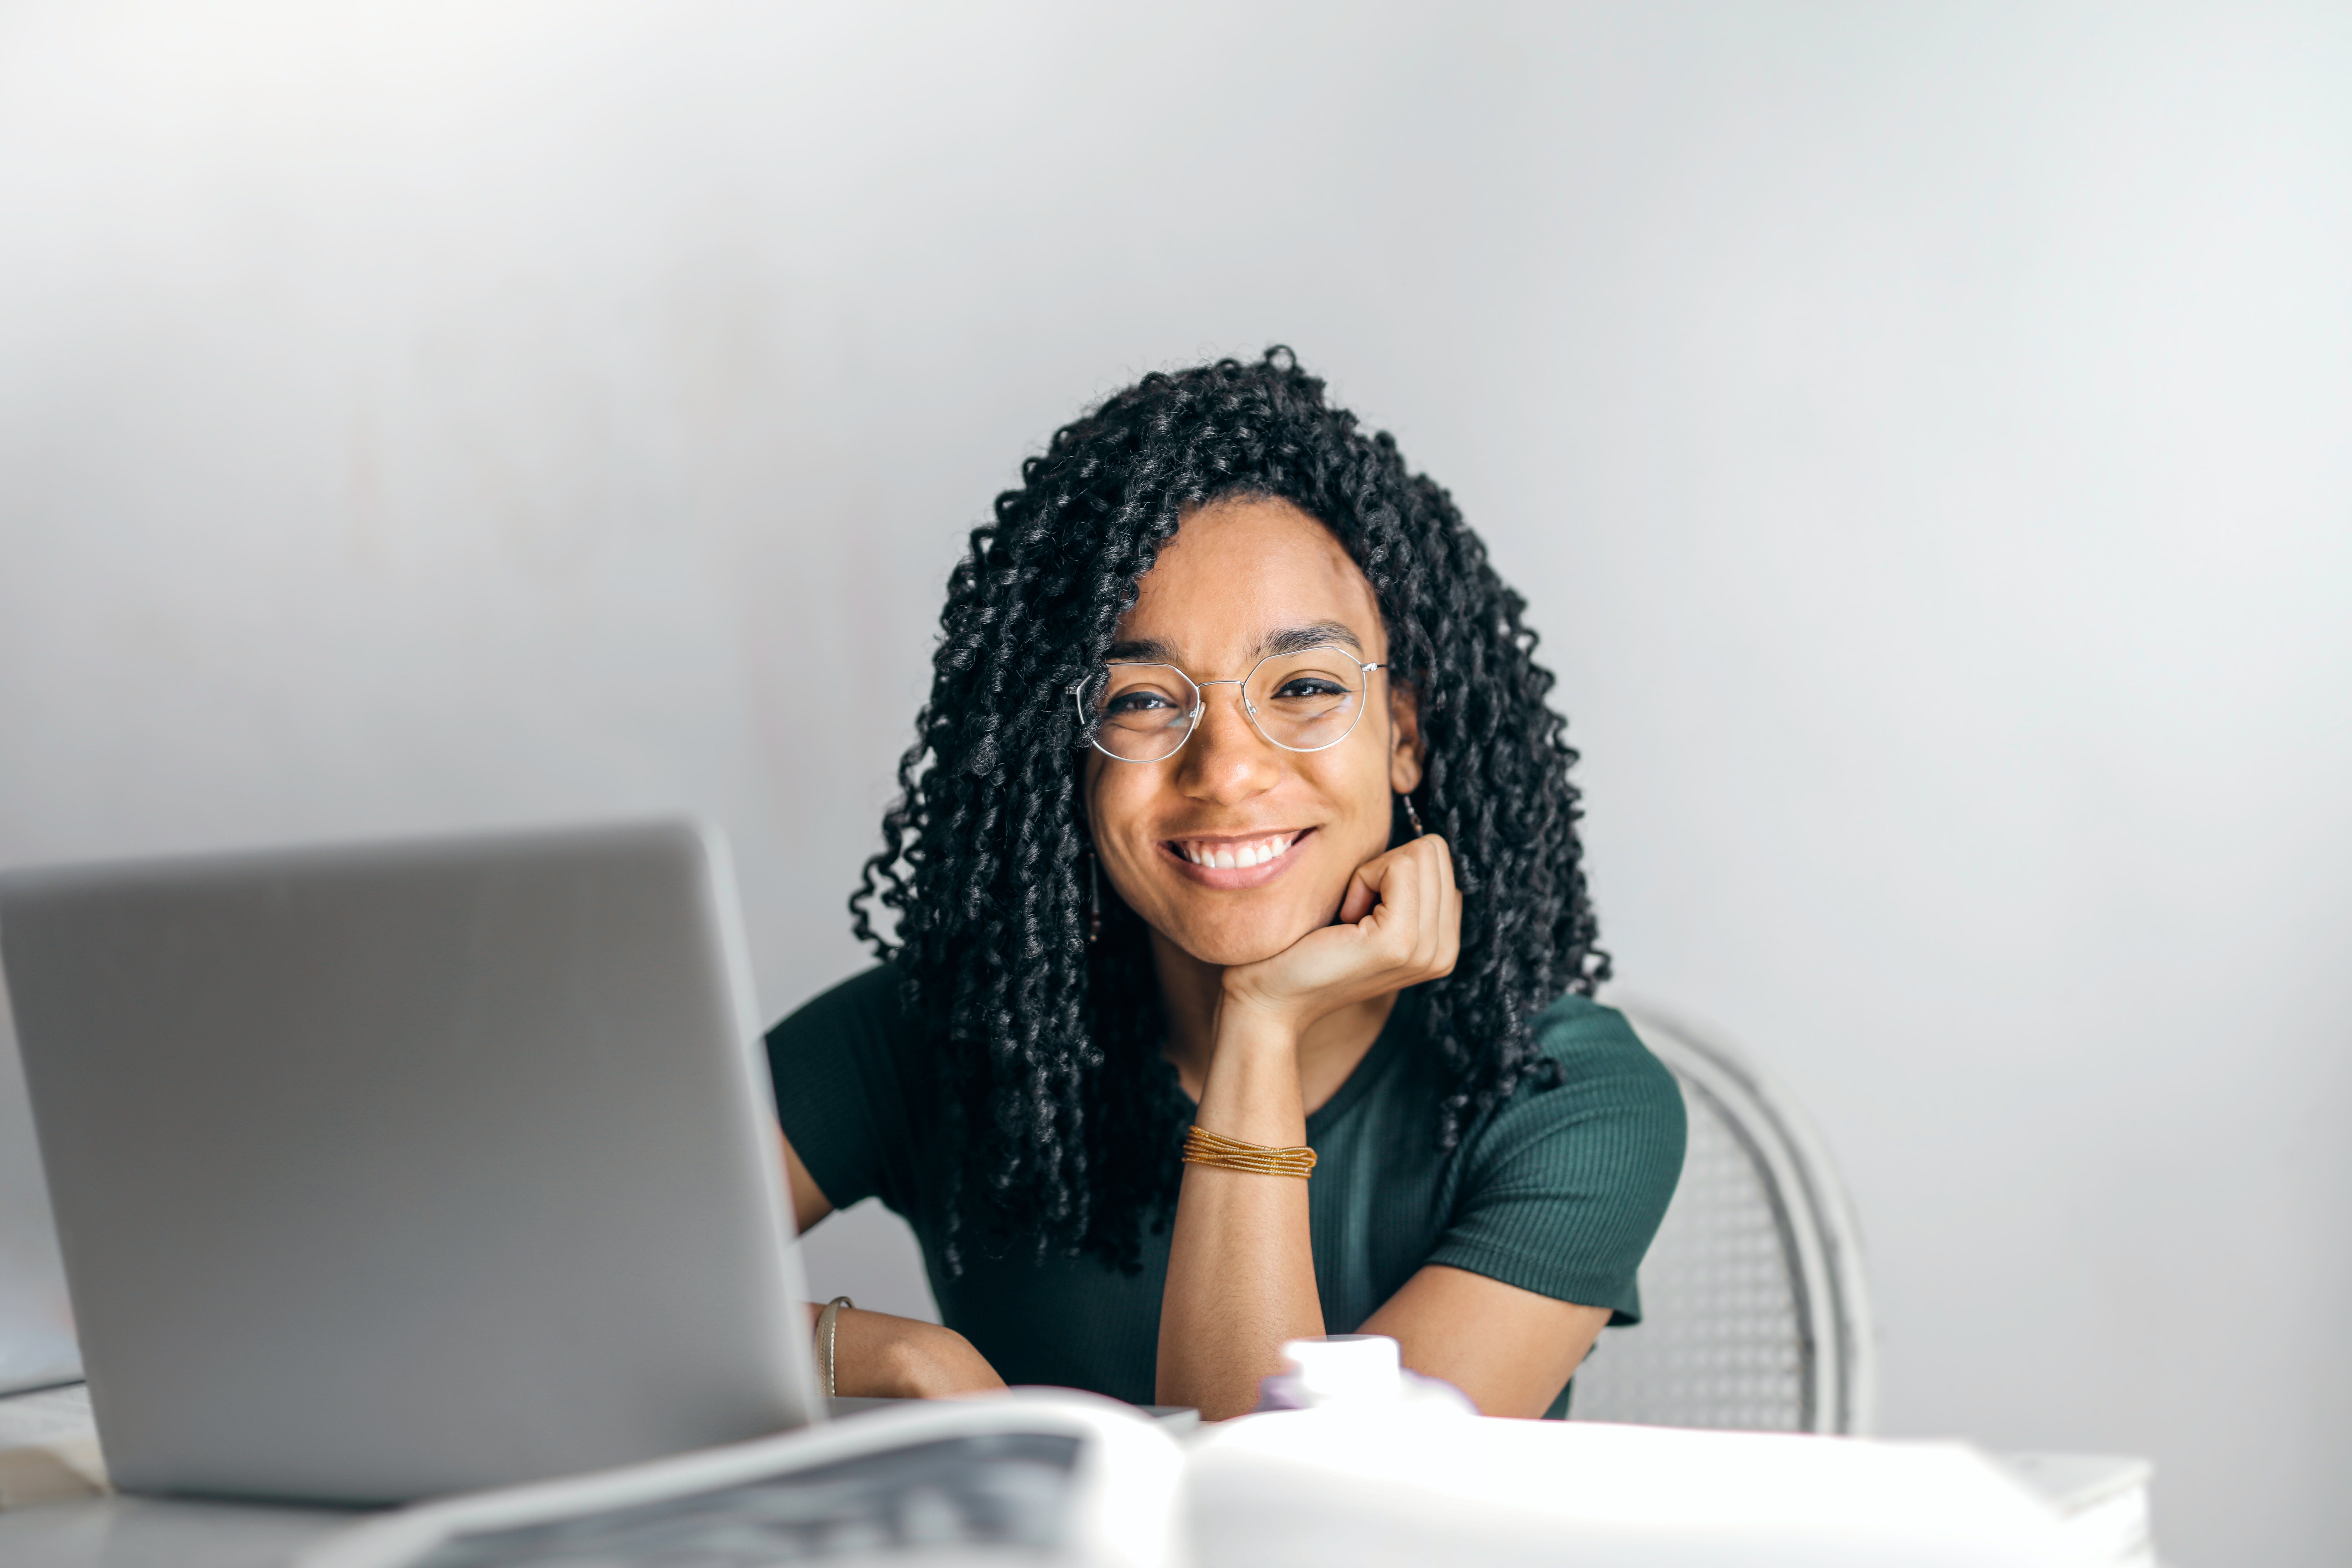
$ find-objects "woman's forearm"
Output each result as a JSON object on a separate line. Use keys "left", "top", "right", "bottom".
{"left": 810, "top": 1304, "right": 1005, "bottom": 1399}
{"left": 1154, "top": 1005, "right": 1325, "bottom": 1420}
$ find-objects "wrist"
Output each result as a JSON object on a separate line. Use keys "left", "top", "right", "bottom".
{"left": 880, "top": 1322, "right": 1001, "bottom": 1399}
{"left": 1214, "top": 986, "right": 1308, "bottom": 1051}
{"left": 1195, "top": 1002, "right": 1310, "bottom": 1146}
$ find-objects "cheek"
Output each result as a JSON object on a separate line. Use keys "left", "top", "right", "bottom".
{"left": 1303, "top": 751, "right": 1397, "bottom": 853}
{"left": 1084, "top": 766, "right": 1161, "bottom": 876}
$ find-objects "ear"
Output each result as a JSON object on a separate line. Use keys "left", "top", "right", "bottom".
{"left": 1387, "top": 679, "right": 1424, "bottom": 796}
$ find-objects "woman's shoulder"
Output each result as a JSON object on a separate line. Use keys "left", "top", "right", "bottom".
{"left": 1465, "top": 992, "right": 1688, "bottom": 1167}
{"left": 763, "top": 962, "right": 920, "bottom": 1064}
{"left": 1530, "top": 993, "right": 1676, "bottom": 1085}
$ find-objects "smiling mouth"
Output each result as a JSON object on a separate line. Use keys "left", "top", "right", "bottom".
{"left": 1166, "top": 829, "right": 1306, "bottom": 870}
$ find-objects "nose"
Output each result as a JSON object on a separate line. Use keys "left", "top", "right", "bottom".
{"left": 1172, "top": 680, "right": 1280, "bottom": 805}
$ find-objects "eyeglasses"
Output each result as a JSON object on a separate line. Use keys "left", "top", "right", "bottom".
{"left": 1072, "top": 643, "right": 1391, "bottom": 764}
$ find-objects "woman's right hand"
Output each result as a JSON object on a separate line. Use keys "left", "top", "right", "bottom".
{"left": 1219, "top": 831, "right": 1461, "bottom": 1039}
{"left": 822, "top": 1305, "right": 1006, "bottom": 1398}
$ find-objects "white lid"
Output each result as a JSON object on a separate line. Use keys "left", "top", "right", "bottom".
{"left": 1280, "top": 1334, "right": 1404, "bottom": 1405}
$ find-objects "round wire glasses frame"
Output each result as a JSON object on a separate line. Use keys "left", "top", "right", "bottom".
{"left": 1071, "top": 643, "right": 1391, "bottom": 763}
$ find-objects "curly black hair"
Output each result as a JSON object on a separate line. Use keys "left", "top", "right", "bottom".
{"left": 850, "top": 348, "right": 1607, "bottom": 1272}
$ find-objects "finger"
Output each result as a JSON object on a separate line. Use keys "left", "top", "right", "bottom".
{"left": 1403, "top": 839, "right": 1444, "bottom": 969}
{"left": 1423, "top": 837, "right": 1459, "bottom": 974}
{"left": 1385, "top": 852, "right": 1438, "bottom": 969}
{"left": 1349, "top": 840, "right": 1410, "bottom": 891}
{"left": 1346, "top": 849, "right": 1420, "bottom": 956}
{"left": 1432, "top": 878, "right": 1461, "bottom": 977}
{"left": 1357, "top": 845, "right": 1454, "bottom": 977}
{"left": 1339, "top": 841, "right": 1415, "bottom": 923}
{"left": 1400, "top": 838, "right": 1454, "bottom": 978}
{"left": 1427, "top": 837, "right": 1458, "bottom": 942}
{"left": 1423, "top": 834, "right": 1457, "bottom": 898}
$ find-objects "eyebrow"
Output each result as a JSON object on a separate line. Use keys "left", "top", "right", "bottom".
{"left": 1262, "top": 621, "right": 1364, "bottom": 658}
{"left": 1104, "top": 621, "right": 1365, "bottom": 667}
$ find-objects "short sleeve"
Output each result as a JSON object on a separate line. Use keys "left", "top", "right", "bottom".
{"left": 762, "top": 965, "right": 911, "bottom": 1215}
{"left": 1424, "top": 996, "right": 1687, "bottom": 1324}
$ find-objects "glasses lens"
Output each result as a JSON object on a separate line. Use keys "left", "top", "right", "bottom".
{"left": 1082, "top": 663, "right": 1198, "bottom": 761}
{"left": 1245, "top": 646, "right": 1365, "bottom": 752}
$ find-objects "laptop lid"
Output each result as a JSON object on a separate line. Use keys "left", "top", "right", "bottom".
{"left": 0, "top": 819, "right": 819, "bottom": 1502}
{"left": 0, "top": 972, "right": 81, "bottom": 1396}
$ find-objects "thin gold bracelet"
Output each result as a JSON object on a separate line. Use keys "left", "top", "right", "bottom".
{"left": 1182, "top": 1124, "right": 1318, "bottom": 1179}
{"left": 816, "top": 1295, "right": 854, "bottom": 1399}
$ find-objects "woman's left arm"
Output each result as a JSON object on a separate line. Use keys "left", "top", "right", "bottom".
{"left": 1150, "top": 997, "right": 1323, "bottom": 1420}
{"left": 1361, "top": 1265, "right": 1610, "bottom": 1418}
{"left": 1154, "top": 834, "right": 1461, "bottom": 1420}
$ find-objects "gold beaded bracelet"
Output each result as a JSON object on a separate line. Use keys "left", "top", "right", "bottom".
{"left": 1182, "top": 1124, "right": 1318, "bottom": 1179}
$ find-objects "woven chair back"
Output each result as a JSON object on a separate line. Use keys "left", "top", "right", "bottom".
{"left": 1567, "top": 1002, "right": 1877, "bottom": 1435}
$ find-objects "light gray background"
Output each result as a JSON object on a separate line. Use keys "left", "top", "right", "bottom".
{"left": 1, "top": 4, "right": 2345, "bottom": 1562}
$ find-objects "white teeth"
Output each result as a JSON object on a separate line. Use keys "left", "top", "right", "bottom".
{"left": 1179, "top": 833, "right": 1295, "bottom": 869}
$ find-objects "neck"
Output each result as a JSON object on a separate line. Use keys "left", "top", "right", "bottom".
{"left": 1151, "top": 932, "right": 1400, "bottom": 1114}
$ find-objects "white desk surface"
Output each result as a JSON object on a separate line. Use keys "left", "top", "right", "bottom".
{"left": 0, "top": 1491, "right": 362, "bottom": 1568}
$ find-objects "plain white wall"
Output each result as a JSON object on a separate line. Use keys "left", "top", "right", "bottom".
{"left": 2, "top": 3, "right": 2347, "bottom": 1561}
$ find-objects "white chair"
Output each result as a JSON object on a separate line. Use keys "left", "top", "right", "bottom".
{"left": 1567, "top": 999, "right": 1878, "bottom": 1435}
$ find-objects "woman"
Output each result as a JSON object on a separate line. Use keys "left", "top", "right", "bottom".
{"left": 768, "top": 349, "right": 1684, "bottom": 1421}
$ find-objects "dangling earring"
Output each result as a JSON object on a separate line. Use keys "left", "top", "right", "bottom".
{"left": 1088, "top": 849, "right": 1102, "bottom": 943}
{"left": 1399, "top": 791, "right": 1426, "bottom": 839}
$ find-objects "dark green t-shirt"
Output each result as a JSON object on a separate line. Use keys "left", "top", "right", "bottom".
{"left": 766, "top": 966, "right": 1685, "bottom": 1419}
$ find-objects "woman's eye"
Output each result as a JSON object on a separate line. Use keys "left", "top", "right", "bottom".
{"left": 1105, "top": 690, "right": 1178, "bottom": 715}
{"left": 1272, "top": 679, "right": 1348, "bottom": 701}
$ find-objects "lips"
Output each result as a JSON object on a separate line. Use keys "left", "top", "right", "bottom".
{"left": 1158, "top": 827, "right": 1313, "bottom": 890}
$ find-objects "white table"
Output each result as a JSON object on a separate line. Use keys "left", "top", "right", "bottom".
{"left": 0, "top": 1492, "right": 358, "bottom": 1568}
{"left": 0, "top": 1384, "right": 2153, "bottom": 1568}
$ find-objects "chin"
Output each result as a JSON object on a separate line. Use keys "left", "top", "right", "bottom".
{"left": 1165, "top": 909, "right": 1326, "bottom": 968}
{"left": 1182, "top": 937, "right": 1293, "bottom": 967}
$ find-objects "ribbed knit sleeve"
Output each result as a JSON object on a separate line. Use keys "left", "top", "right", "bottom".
{"left": 1424, "top": 996, "right": 1687, "bottom": 1324}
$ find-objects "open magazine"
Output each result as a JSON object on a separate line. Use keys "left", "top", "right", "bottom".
{"left": 293, "top": 1392, "right": 1184, "bottom": 1568}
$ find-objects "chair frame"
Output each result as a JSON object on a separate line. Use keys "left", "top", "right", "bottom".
{"left": 1609, "top": 995, "right": 1880, "bottom": 1436}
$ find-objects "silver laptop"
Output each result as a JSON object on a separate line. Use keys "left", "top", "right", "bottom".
{"left": 0, "top": 972, "right": 81, "bottom": 1395}
{"left": 0, "top": 819, "right": 821, "bottom": 1503}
